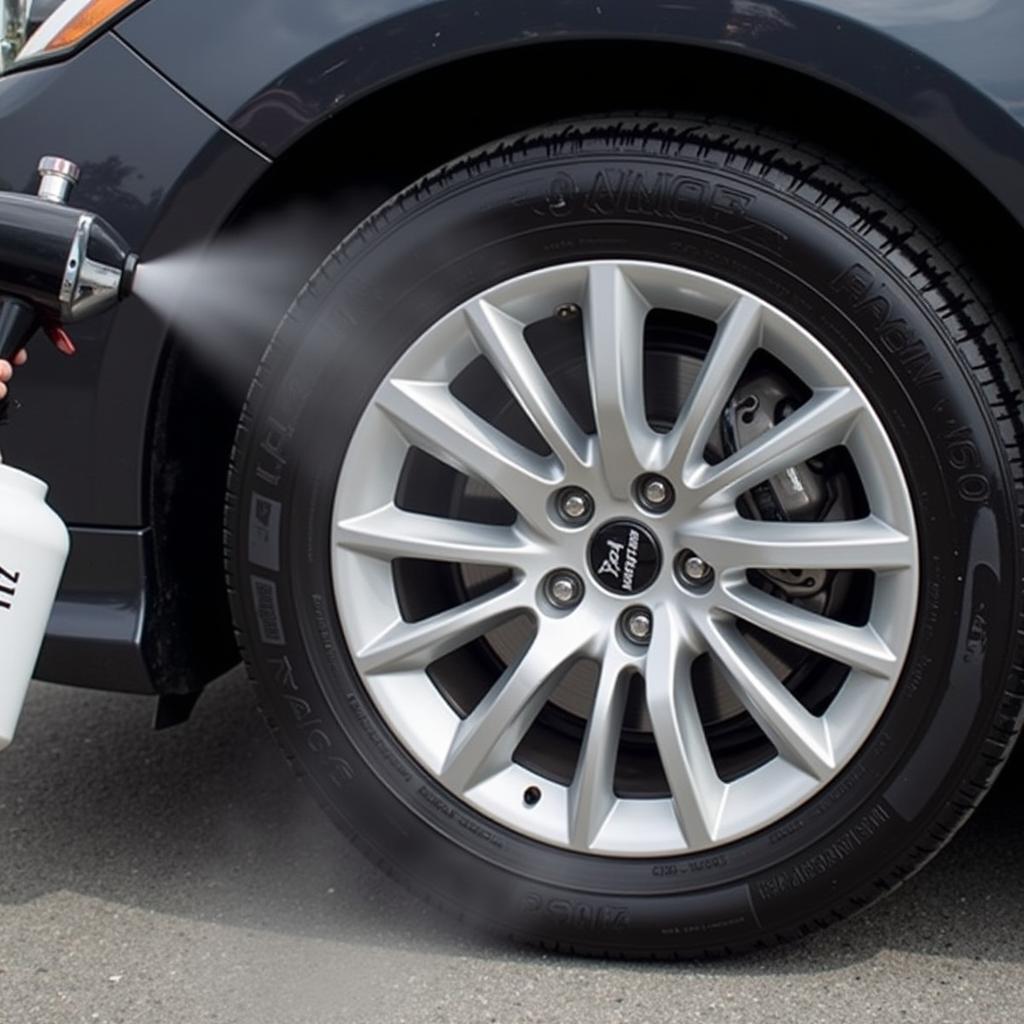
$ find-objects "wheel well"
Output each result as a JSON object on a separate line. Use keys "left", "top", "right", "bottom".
{"left": 151, "top": 38, "right": 1024, "bottom": 691}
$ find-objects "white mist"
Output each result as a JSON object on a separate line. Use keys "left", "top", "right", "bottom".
{"left": 131, "top": 206, "right": 339, "bottom": 385}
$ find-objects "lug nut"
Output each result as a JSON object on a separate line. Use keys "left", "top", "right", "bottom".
{"left": 545, "top": 570, "right": 584, "bottom": 609}
{"left": 637, "top": 474, "right": 674, "bottom": 512}
{"left": 556, "top": 486, "right": 593, "bottom": 525}
{"left": 555, "top": 303, "right": 581, "bottom": 320}
{"left": 677, "top": 550, "right": 713, "bottom": 587}
{"left": 621, "top": 606, "right": 653, "bottom": 645}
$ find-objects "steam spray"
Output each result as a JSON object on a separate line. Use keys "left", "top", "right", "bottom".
{"left": 0, "top": 156, "right": 137, "bottom": 748}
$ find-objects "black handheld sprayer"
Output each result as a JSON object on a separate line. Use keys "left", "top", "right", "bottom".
{"left": 0, "top": 156, "right": 138, "bottom": 748}
{"left": 0, "top": 156, "right": 138, "bottom": 381}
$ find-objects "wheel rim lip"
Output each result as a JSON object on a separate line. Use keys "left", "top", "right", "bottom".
{"left": 330, "top": 258, "right": 920, "bottom": 858}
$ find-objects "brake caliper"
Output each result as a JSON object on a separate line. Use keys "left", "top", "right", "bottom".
{"left": 720, "top": 372, "right": 831, "bottom": 602}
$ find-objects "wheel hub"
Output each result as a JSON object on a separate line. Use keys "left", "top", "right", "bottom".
{"left": 587, "top": 519, "right": 661, "bottom": 596}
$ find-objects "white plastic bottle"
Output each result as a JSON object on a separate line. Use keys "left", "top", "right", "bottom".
{"left": 0, "top": 457, "right": 69, "bottom": 748}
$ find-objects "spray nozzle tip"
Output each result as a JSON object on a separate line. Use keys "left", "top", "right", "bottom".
{"left": 120, "top": 253, "right": 138, "bottom": 300}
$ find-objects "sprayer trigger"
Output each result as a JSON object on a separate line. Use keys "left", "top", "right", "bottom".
{"left": 43, "top": 323, "right": 75, "bottom": 355}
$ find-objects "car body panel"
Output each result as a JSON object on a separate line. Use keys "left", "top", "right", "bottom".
{"left": 39, "top": 526, "right": 151, "bottom": 694}
{"left": 0, "top": 0, "right": 1020, "bottom": 695}
{"left": 115, "top": 0, "right": 1024, "bottom": 224}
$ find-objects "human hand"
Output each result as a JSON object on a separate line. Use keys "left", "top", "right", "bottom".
{"left": 0, "top": 349, "right": 28, "bottom": 401}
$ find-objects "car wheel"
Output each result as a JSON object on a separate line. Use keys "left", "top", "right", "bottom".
{"left": 225, "top": 117, "right": 1024, "bottom": 956}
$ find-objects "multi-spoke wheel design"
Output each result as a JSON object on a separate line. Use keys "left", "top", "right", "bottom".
{"left": 332, "top": 260, "right": 918, "bottom": 856}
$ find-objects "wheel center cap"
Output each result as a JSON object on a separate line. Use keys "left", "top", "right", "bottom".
{"left": 588, "top": 519, "right": 661, "bottom": 595}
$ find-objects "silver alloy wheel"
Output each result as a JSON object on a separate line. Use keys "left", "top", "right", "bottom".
{"left": 331, "top": 260, "right": 919, "bottom": 857}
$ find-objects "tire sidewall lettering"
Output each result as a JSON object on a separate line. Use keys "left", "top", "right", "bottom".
{"left": 231, "top": 128, "right": 1021, "bottom": 950}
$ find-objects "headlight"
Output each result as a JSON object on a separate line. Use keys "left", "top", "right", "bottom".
{"left": 12, "top": 0, "right": 143, "bottom": 69}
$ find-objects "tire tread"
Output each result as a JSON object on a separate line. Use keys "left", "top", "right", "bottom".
{"left": 224, "top": 115, "right": 1024, "bottom": 958}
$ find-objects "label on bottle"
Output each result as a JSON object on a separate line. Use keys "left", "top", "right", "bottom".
{"left": 0, "top": 563, "right": 18, "bottom": 610}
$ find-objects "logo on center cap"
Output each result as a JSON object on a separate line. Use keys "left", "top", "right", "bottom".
{"left": 588, "top": 520, "right": 661, "bottom": 595}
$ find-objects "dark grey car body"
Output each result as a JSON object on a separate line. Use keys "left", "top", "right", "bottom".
{"left": 1, "top": 0, "right": 1021, "bottom": 697}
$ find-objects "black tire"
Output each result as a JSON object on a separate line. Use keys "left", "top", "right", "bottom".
{"left": 225, "top": 117, "right": 1024, "bottom": 957}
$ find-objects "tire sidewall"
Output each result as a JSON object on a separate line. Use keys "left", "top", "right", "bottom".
{"left": 229, "top": 125, "right": 1019, "bottom": 951}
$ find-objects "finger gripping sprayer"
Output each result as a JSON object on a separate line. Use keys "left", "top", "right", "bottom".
{"left": 0, "top": 156, "right": 137, "bottom": 748}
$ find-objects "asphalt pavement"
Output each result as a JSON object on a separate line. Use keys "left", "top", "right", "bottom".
{"left": 1, "top": 668, "right": 1022, "bottom": 1024}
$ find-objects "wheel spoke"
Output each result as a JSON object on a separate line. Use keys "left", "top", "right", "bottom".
{"left": 465, "top": 299, "right": 590, "bottom": 470}
{"left": 644, "top": 604, "right": 726, "bottom": 848}
{"left": 568, "top": 643, "right": 633, "bottom": 850}
{"left": 583, "top": 264, "right": 657, "bottom": 496}
{"left": 701, "top": 616, "right": 835, "bottom": 780}
{"left": 335, "top": 503, "right": 543, "bottom": 569}
{"left": 682, "top": 513, "right": 914, "bottom": 572}
{"left": 356, "top": 580, "right": 530, "bottom": 674}
{"left": 686, "top": 387, "right": 862, "bottom": 507}
{"left": 376, "top": 378, "right": 560, "bottom": 530}
{"left": 660, "top": 295, "right": 763, "bottom": 477}
{"left": 718, "top": 582, "right": 897, "bottom": 677}
{"left": 441, "top": 617, "right": 597, "bottom": 792}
